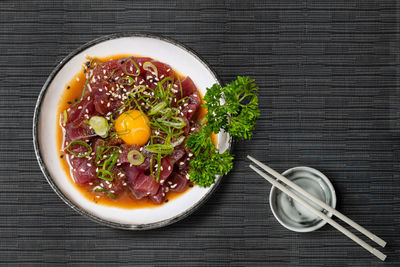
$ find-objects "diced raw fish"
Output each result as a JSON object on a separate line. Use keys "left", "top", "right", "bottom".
{"left": 128, "top": 172, "right": 160, "bottom": 199}
{"left": 180, "top": 77, "right": 197, "bottom": 97}
{"left": 67, "top": 99, "right": 95, "bottom": 127}
{"left": 166, "top": 146, "right": 186, "bottom": 166}
{"left": 168, "top": 172, "right": 189, "bottom": 192}
{"left": 149, "top": 185, "right": 165, "bottom": 204}
{"left": 158, "top": 158, "right": 173, "bottom": 185}
{"left": 65, "top": 124, "right": 93, "bottom": 142}
{"left": 70, "top": 156, "right": 96, "bottom": 185}
{"left": 182, "top": 91, "right": 201, "bottom": 119}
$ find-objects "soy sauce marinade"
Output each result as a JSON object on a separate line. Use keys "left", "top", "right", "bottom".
{"left": 57, "top": 55, "right": 208, "bottom": 208}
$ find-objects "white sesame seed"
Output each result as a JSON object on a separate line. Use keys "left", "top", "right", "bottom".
{"left": 87, "top": 96, "right": 91, "bottom": 101}
{"left": 89, "top": 182, "right": 93, "bottom": 185}
{"left": 76, "top": 77, "right": 80, "bottom": 82}
{"left": 100, "top": 100, "right": 104, "bottom": 104}
{"left": 179, "top": 162, "right": 184, "bottom": 166}
{"left": 99, "top": 89, "right": 102, "bottom": 92}
{"left": 168, "top": 166, "right": 171, "bottom": 171}
{"left": 80, "top": 168, "right": 85, "bottom": 172}
{"left": 108, "top": 184, "right": 112, "bottom": 188}
{"left": 85, "top": 109, "right": 89, "bottom": 113}
{"left": 165, "top": 187, "right": 169, "bottom": 192}
{"left": 170, "top": 184, "right": 177, "bottom": 189}
{"left": 188, "top": 109, "right": 193, "bottom": 113}
{"left": 107, "top": 103, "right": 110, "bottom": 107}
{"left": 78, "top": 106, "right": 82, "bottom": 109}
{"left": 87, "top": 163, "right": 92, "bottom": 167}
{"left": 103, "top": 70, "right": 106, "bottom": 74}
{"left": 166, "top": 68, "right": 170, "bottom": 72}
{"left": 188, "top": 153, "right": 193, "bottom": 157}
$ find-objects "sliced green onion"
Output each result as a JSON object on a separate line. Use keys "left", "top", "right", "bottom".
{"left": 145, "top": 143, "right": 174, "bottom": 155}
{"left": 157, "top": 117, "right": 186, "bottom": 129}
{"left": 107, "top": 68, "right": 118, "bottom": 80}
{"left": 103, "top": 151, "right": 119, "bottom": 171}
{"left": 72, "top": 77, "right": 89, "bottom": 107}
{"left": 130, "top": 85, "right": 147, "bottom": 96}
{"left": 118, "top": 76, "right": 135, "bottom": 86}
{"left": 172, "top": 136, "right": 185, "bottom": 147}
{"left": 94, "top": 188, "right": 116, "bottom": 199}
{"left": 143, "top": 61, "right": 158, "bottom": 78}
{"left": 89, "top": 116, "right": 109, "bottom": 138}
{"left": 66, "top": 140, "right": 92, "bottom": 158}
{"left": 148, "top": 102, "right": 167, "bottom": 116}
{"left": 97, "top": 169, "right": 114, "bottom": 181}
{"left": 177, "top": 96, "right": 189, "bottom": 105}
{"left": 63, "top": 110, "right": 67, "bottom": 125}
{"left": 177, "top": 75, "right": 183, "bottom": 98}
{"left": 124, "top": 58, "right": 140, "bottom": 77}
{"left": 156, "top": 153, "right": 162, "bottom": 182}
{"left": 127, "top": 150, "right": 145, "bottom": 165}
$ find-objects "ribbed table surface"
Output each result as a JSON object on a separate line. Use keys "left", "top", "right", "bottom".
{"left": 0, "top": 0, "right": 399, "bottom": 266}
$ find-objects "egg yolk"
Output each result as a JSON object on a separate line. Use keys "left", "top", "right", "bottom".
{"left": 114, "top": 110, "right": 151, "bottom": 146}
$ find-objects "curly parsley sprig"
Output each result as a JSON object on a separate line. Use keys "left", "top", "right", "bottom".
{"left": 186, "top": 76, "right": 259, "bottom": 187}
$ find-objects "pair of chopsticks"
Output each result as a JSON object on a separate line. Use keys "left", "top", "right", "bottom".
{"left": 247, "top": 155, "right": 387, "bottom": 261}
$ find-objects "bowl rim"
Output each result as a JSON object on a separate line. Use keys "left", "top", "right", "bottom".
{"left": 32, "top": 32, "right": 230, "bottom": 230}
{"left": 269, "top": 166, "right": 337, "bottom": 233}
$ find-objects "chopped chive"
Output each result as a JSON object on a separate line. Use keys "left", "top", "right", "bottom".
{"left": 65, "top": 140, "right": 92, "bottom": 158}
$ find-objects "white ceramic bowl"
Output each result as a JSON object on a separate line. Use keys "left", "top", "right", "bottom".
{"left": 269, "top": 166, "right": 336, "bottom": 232}
{"left": 33, "top": 33, "right": 231, "bottom": 230}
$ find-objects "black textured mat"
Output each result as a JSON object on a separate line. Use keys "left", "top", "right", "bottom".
{"left": 0, "top": 0, "right": 399, "bottom": 266}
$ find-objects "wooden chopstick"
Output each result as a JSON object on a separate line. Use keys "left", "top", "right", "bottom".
{"left": 247, "top": 155, "right": 386, "bottom": 248}
{"left": 247, "top": 158, "right": 387, "bottom": 261}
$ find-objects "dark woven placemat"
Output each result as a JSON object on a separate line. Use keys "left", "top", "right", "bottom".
{"left": 0, "top": 0, "right": 399, "bottom": 266}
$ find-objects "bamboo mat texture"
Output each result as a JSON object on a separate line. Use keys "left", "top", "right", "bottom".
{"left": 0, "top": 0, "right": 399, "bottom": 266}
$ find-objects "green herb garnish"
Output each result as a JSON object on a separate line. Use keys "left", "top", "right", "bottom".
{"left": 186, "top": 76, "right": 259, "bottom": 187}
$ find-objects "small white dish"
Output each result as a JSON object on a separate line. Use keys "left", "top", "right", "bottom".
{"left": 269, "top": 166, "right": 336, "bottom": 232}
{"left": 33, "top": 33, "right": 231, "bottom": 230}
